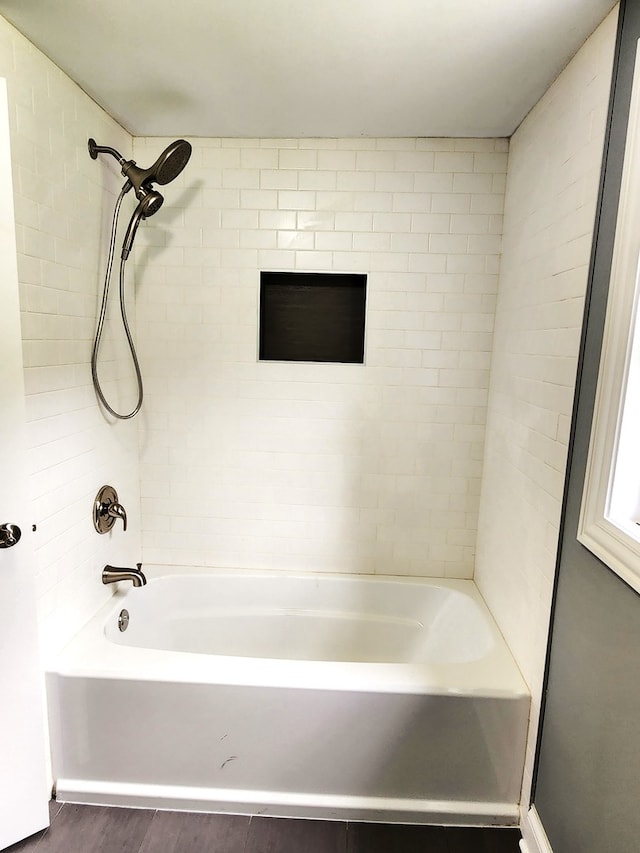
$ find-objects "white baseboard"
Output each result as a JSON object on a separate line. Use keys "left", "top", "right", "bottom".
{"left": 520, "top": 805, "right": 553, "bottom": 853}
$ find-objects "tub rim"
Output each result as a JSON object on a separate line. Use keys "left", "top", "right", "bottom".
{"left": 48, "top": 567, "right": 530, "bottom": 700}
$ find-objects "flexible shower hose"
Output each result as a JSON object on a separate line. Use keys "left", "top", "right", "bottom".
{"left": 91, "top": 186, "right": 144, "bottom": 420}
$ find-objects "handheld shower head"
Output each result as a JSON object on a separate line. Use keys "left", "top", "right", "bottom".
{"left": 121, "top": 188, "right": 164, "bottom": 260}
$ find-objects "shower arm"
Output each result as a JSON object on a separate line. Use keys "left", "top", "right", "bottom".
{"left": 88, "top": 138, "right": 126, "bottom": 165}
{"left": 88, "top": 139, "right": 135, "bottom": 197}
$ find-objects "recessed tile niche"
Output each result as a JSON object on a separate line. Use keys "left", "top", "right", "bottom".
{"left": 259, "top": 271, "right": 367, "bottom": 364}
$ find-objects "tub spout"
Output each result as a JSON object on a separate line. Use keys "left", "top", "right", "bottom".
{"left": 102, "top": 563, "right": 146, "bottom": 587}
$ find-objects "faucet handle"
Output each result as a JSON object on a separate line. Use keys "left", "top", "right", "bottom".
{"left": 93, "top": 485, "right": 127, "bottom": 534}
{"left": 107, "top": 501, "right": 127, "bottom": 531}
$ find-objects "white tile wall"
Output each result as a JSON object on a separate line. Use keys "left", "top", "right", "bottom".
{"left": 0, "top": 16, "right": 141, "bottom": 654}
{"left": 133, "top": 136, "right": 508, "bottom": 576}
{"left": 474, "top": 8, "right": 618, "bottom": 807}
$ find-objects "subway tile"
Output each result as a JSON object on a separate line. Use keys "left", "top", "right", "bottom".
{"left": 429, "top": 233, "right": 468, "bottom": 254}
{"left": 260, "top": 209, "right": 297, "bottom": 230}
{"left": 413, "top": 171, "right": 454, "bottom": 193}
{"left": 222, "top": 168, "right": 260, "bottom": 189}
{"left": 220, "top": 209, "right": 259, "bottom": 230}
{"left": 201, "top": 147, "right": 241, "bottom": 168}
{"left": 329, "top": 211, "right": 372, "bottom": 231}
{"left": 257, "top": 248, "right": 295, "bottom": 269}
{"left": 299, "top": 138, "right": 338, "bottom": 150}
{"left": 337, "top": 170, "right": 376, "bottom": 191}
{"left": 434, "top": 151, "right": 474, "bottom": 172}
{"left": 468, "top": 234, "right": 502, "bottom": 254}
{"left": 370, "top": 211, "right": 410, "bottom": 233}
{"left": 375, "top": 138, "right": 417, "bottom": 151}
{"left": 355, "top": 191, "right": 393, "bottom": 211}
{"left": 202, "top": 187, "right": 240, "bottom": 208}
{"left": 260, "top": 168, "right": 298, "bottom": 189}
{"left": 446, "top": 254, "right": 487, "bottom": 274}
{"left": 431, "top": 193, "right": 471, "bottom": 213}
{"left": 332, "top": 250, "right": 370, "bottom": 271}
{"left": 239, "top": 229, "right": 277, "bottom": 249}
{"left": 450, "top": 213, "right": 490, "bottom": 234}
{"left": 352, "top": 232, "right": 391, "bottom": 252}
{"left": 374, "top": 171, "right": 414, "bottom": 192}
{"left": 317, "top": 149, "right": 357, "bottom": 171}
{"left": 453, "top": 172, "right": 494, "bottom": 194}
{"left": 278, "top": 230, "right": 315, "bottom": 250}
{"left": 316, "top": 190, "right": 356, "bottom": 211}
{"left": 405, "top": 292, "right": 445, "bottom": 313}
{"left": 464, "top": 273, "right": 499, "bottom": 293}
{"left": 219, "top": 247, "right": 258, "bottom": 268}
{"left": 278, "top": 148, "right": 318, "bottom": 170}
{"left": 368, "top": 251, "right": 410, "bottom": 272}
{"left": 294, "top": 249, "right": 333, "bottom": 270}
{"left": 405, "top": 330, "right": 444, "bottom": 350}
{"left": 410, "top": 212, "right": 451, "bottom": 233}
{"left": 299, "top": 170, "right": 338, "bottom": 191}
{"left": 297, "top": 210, "right": 336, "bottom": 230}
{"left": 391, "top": 192, "right": 430, "bottom": 213}
{"left": 259, "top": 138, "right": 299, "bottom": 148}
{"left": 241, "top": 188, "right": 278, "bottom": 209}
{"left": 408, "top": 253, "right": 447, "bottom": 273}
{"left": 240, "top": 147, "right": 278, "bottom": 169}
{"left": 355, "top": 150, "right": 395, "bottom": 171}
{"left": 470, "top": 193, "right": 506, "bottom": 214}
{"left": 394, "top": 150, "right": 436, "bottom": 172}
{"left": 338, "top": 138, "right": 376, "bottom": 151}
{"left": 315, "top": 231, "right": 352, "bottom": 251}
{"left": 278, "top": 189, "right": 317, "bottom": 210}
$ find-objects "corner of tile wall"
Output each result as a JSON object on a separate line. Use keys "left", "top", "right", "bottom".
{"left": 474, "top": 4, "right": 618, "bottom": 805}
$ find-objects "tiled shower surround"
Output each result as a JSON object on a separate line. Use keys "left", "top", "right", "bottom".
{"left": 133, "top": 136, "right": 507, "bottom": 576}
{"left": 0, "top": 3, "right": 617, "bottom": 810}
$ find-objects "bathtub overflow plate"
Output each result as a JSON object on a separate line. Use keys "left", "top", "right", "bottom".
{"left": 118, "top": 609, "right": 129, "bottom": 632}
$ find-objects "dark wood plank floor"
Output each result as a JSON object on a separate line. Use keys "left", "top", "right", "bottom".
{"left": 6, "top": 802, "right": 522, "bottom": 852}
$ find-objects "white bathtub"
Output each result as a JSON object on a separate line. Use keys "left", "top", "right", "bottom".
{"left": 46, "top": 568, "right": 530, "bottom": 825}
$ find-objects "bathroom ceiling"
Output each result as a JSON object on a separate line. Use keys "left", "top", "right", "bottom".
{"left": 0, "top": 0, "right": 618, "bottom": 138}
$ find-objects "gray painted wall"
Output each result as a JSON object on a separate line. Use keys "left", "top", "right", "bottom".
{"left": 533, "top": 2, "right": 640, "bottom": 851}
